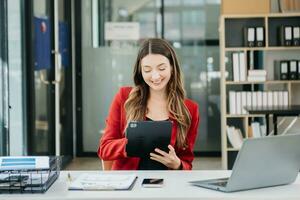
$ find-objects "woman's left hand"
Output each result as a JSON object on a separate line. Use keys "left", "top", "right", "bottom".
{"left": 150, "top": 145, "right": 182, "bottom": 170}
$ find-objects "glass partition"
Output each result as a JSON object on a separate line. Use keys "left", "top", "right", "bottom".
{"left": 81, "top": 0, "right": 221, "bottom": 154}
{"left": 0, "top": 0, "right": 9, "bottom": 156}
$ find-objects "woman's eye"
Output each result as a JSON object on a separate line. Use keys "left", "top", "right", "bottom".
{"left": 144, "top": 70, "right": 151, "bottom": 73}
{"left": 159, "top": 68, "right": 166, "bottom": 71}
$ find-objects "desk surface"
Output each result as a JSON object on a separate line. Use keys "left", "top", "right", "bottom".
{"left": 1, "top": 170, "right": 300, "bottom": 200}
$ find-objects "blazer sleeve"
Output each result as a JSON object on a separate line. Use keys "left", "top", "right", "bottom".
{"left": 97, "top": 88, "right": 128, "bottom": 160}
{"left": 176, "top": 103, "right": 200, "bottom": 170}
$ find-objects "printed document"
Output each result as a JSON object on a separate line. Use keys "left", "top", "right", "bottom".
{"left": 68, "top": 173, "right": 137, "bottom": 191}
{"left": 0, "top": 156, "right": 49, "bottom": 170}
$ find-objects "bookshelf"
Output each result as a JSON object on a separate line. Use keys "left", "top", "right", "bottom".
{"left": 220, "top": 13, "right": 300, "bottom": 169}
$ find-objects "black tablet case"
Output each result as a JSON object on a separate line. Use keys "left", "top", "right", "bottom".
{"left": 125, "top": 121, "right": 172, "bottom": 158}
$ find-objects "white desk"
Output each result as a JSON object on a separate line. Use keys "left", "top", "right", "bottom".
{"left": 1, "top": 170, "right": 300, "bottom": 200}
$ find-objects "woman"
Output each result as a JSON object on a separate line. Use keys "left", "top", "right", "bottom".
{"left": 98, "top": 38, "right": 200, "bottom": 170}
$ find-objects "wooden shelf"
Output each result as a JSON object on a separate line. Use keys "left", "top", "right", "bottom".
{"left": 227, "top": 148, "right": 240, "bottom": 151}
{"left": 225, "top": 46, "right": 300, "bottom": 51}
{"left": 226, "top": 114, "right": 265, "bottom": 118}
{"left": 225, "top": 80, "right": 300, "bottom": 85}
{"left": 222, "top": 13, "right": 300, "bottom": 19}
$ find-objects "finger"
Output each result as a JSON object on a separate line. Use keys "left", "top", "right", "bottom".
{"left": 154, "top": 148, "right": 168, "bottom": 157}
{"left": 150, "top": 153, "right": 168, "bottom": 163}
{"left": 168, "top": 145, "right": 175, "bottom": 153}
{"left": 150, "top": 156, "right": 166, "bottom": 165}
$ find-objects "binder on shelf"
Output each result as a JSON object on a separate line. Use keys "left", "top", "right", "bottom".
{"left": 283, "top": 91, "right": 289, "bottom": 106}
{"left": 241, "top": 92, "right": 247, "bottom": 114}
{"left": 249, "top": 51, "right": 254, "bottom": 70}
{"left": 278, "top": 91, "right": 284, "bottom": 106}
{"left": 246, "top": 92, "right": 252, "bottom": 108}
{"left": 257, "top": 91, "right": 263, "bottom": 107}
{"left": 293, "top": 26, "right": 300, "bottom": 46}
{"left": 236, "top": 92, "right": 242, "bottom": 114}
{"left": 244, "top": 27, "right": 255, "bottom": 47}
{"left": 298, "top": 61, "right": 300, "bottom": 79}
{"left": 239, "top": 52, "right": 246, "bottom": 82}
{"left": 251, "top": 122, "right": 262, "bottom": 138}
{"left": 280, "top": 61, "right": 289, "bottom": 80}
{"left": 267, "top": 91, "right": 273, "bottom": 107}
{"left": 273, "top": 91, "right": 279, "bottom": 107}
{"left": 232, "top": 53, "right": 240, "bottom": 82}
{"left": 289, "top": 60, "right": 298, "bottom": 80}
{"left": 252, "top": 92, "right": 257, "bottom": 108}
{"left": 229, "top": 91, "right": 236, "bottom": 115}
{"left": 279, "top": 26, "right": 292, "bottom": 46}
{"left": 256, "top": 27, "right": 264, "bottom": 47}
{"left": 262, "top": 92, "right": 268, "bottom": 107}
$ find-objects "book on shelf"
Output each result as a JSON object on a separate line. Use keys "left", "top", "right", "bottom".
{"left": 226, "top": 126, "right": 243, "bottom": 149}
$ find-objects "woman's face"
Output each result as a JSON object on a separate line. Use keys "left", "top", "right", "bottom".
{"left": 140, "top": 54, "right": 172, "bottom": 93}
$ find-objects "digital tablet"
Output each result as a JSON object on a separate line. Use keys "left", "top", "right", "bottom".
{"left": 125, "top": 121, "right": 172, "bottom": 158}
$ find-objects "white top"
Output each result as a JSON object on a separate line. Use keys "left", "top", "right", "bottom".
{"left": 1, "top": 170, "right": 300, "bottom": 200}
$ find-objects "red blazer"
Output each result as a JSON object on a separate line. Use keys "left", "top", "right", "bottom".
{"left": 97, "top": 87, "right": 200, "bottom": 170}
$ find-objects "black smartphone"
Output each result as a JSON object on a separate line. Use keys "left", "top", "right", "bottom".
{"left": 142, "top": 178, "right": 164, "bottom": 188}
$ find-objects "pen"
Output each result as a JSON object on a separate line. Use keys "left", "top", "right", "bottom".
{"left": 68, "top": 173, "right": 72, "bottom": 182}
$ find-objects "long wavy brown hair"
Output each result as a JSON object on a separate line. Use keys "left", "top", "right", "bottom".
{"left": 124, "top": 38, "right": 191, "bottom": 148}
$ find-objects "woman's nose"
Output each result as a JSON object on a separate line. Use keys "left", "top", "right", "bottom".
{"left": 151, "top": 71, "right": 160, "bottom": 80}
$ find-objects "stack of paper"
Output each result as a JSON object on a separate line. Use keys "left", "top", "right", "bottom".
{"left": 68, "top": 173, "right": 137, "bottom": 191}
{"left": 247, "top": 70, "right": 267, "bottom": 82}
{"left": 0, "top": 156, "right": 49, "bottom": 170}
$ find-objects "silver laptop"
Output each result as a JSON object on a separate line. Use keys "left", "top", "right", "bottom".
{"left": 190, "top": 134, "right": 300, "bottom": 192}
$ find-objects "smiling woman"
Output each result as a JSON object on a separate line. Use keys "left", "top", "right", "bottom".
{"left": 98, "top": 38, "right": 200, "bottom": 170}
